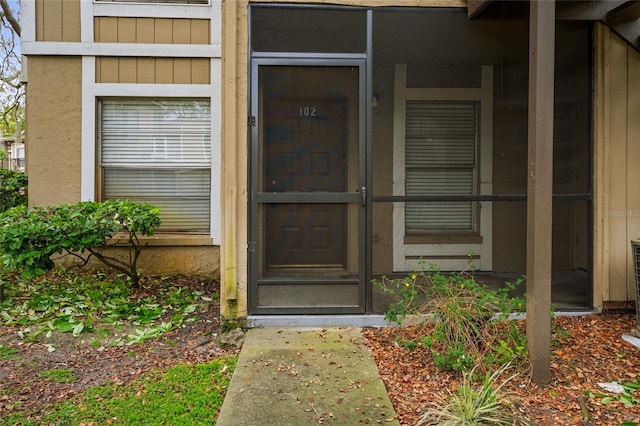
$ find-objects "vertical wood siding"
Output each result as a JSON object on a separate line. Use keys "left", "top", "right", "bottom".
{"left": 95, "top": 57, "right": 210, "bottom": 84}
{"left": 595, "top": 25, "right": 640, "bottom": 306}
{"left": 94, "top": 18, "right": 211, "bottom": 84}
{"left": 94, "top": 17, "right": 210, "bottom": 44}
{"left": 35, "top": 0, "right": 81, "bottom": 42}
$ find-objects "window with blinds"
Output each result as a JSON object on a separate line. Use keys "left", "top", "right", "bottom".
{"left": 95, "top": 0, "right": 208, "bottom": 4}
{"left": 100, "top": 98, "right": 211, "bottom": 232}
{"left": 405, "top": 101, "right": 478, "bottom": 232}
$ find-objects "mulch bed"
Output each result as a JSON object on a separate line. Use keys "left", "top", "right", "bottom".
{"left": 364, "top": 314, "right": 640, "bottom": 425}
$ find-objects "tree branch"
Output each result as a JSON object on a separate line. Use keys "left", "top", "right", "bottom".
{"left": 0, "top": 0, "right": 20, "bottom": 37}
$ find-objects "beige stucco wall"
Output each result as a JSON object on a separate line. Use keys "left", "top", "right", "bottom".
{"left": 64, "top": 244, "right": 221, "bottom": 277}
{"left": 594, "top": 25, "right": 640, "bottom": 309}
{"left": 26, "top": 56, "right": 82, "bottom": 206}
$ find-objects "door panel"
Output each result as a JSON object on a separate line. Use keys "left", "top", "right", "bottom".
{"left": 264, "top": 97, "right": 348, "bottom": 271}
{"left": 252, "top": 63, "right": 364, "bottom": 313}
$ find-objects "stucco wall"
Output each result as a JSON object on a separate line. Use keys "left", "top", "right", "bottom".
{"left": 26, "top": 56, "right": 82, "bottom": 206}
{"left": 63, "top": 245, "right": 221, "bottom": 277}
{"left": 594, "top": 25, "right": 640, "bottom": 308}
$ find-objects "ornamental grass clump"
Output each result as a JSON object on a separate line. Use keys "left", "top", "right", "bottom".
{"left": 418, "top": 363, "right": 522, "bottom": 426}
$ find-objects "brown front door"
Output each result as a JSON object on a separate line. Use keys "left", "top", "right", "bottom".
{"left": 263, "top": 97, "right": 348, "bottom": 270}
{"left": 252, "top": 63, "right": 364, "bottom": 313}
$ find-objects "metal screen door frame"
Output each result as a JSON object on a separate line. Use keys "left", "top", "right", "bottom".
{"left": 248, "top": 58, "right": 367, "bottom": 315}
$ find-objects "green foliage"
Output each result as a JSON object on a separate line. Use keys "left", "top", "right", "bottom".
{"left": 39, "top": 368, "right": 76, "bottom": 384}
{"left": 0, "top": 104, "right": 24, "bottom": 138}
{"left": 0, "top": 199, "right": 160, "bottom": 286}
{"left": 372, "top": 269, "right": 429, "bottom": 325}
{"left": 0, "top": 344, "right": 18, "bottom": 360}
{"left": 0, "top": 169, "right": 27, "bottom": 214}
{"left": 418, "top": 363, "right": 520, "bottom": 426}
{"left": 375, "top": 264, "right": 527, "bottom": 372}
{"left": 586, "top": 376, "right": 640, "bottom": 408}
{"left": 2, "top": 357, "right": 237, "bottom": 425}
{"left": 0, "top": 270, "right": 211, "bottom": 345}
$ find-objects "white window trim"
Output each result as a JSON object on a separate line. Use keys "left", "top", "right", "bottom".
{"left": 21, "top": 0, "right": 221, "bottom": 56}
{"left": 392, "top": 64, "right": 493, "bottom": 272}
{"left": 75, "top": 0, "right": 222, "bottom": 244}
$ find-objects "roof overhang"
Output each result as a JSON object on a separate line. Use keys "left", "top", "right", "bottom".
{"left": 468, "top": 0, "right": 640, "bottom": 51}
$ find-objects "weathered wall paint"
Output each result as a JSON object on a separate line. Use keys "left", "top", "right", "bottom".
{"left": 26, "top": 56, "right": 82, "bottom": 206}
{"left": 58, "top": 245, "right": 221, "bottom": 277}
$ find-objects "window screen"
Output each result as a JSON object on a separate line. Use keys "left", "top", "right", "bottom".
{"left": 405, "top": 101, "right": 478, "bottom": 232}
{"left": 100, "top": 98, "right": 211, "bottom": 232}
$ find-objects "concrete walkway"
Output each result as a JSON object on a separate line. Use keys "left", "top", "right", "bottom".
{"left": 217, "top": 327, "right": 400, "bottom": 425}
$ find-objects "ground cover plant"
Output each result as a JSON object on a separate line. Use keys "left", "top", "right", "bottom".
{"left": 0, "top": 270, "right": 239, "bottom": 422}
{"left": 3, "top": 357, "right": 237, "bottom": 425}
{"left": 0, "top": 269, "right": 213, "bottom": 347}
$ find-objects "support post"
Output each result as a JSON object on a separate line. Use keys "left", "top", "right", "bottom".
{"left": 526, "top": 0, "right": 555, "bottom": 385}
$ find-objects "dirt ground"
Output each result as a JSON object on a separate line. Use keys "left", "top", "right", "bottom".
{"left": 3, "top": 277, "right": 640, "bottom": 426}
{"left": 0, "top": 277, "right": 240, "bottom": 421}
{"left": 364, "top": 314, "right": 640, "bottom": 426}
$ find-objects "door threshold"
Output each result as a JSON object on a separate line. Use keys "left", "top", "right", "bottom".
{"left": 247, "top": 315, "right": 390, "bottom": 328}
{"left": 247, "top": 309, "right": 598, "bottom": 328}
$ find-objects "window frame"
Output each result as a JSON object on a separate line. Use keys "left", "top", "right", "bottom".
{"left": 392, "top": 63, "right": 494, "bottom": 272}
{"left": 94, "top": 0, "right": 210, "bottom": 5}
{"left": 403, "top": 100, "right": 480, "bottom": 235}
{"left": 97, "top": 97, "right": 213, "bottom": 233}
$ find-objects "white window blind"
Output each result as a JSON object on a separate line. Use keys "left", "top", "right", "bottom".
{"left": 95, "top": 0, "right": 208, "bottom": 4}
{"left": 100, "top": 98, "right": 211, "bottom": 232}
{"left": 405, "top": 101, "right": 478, "bottom": 232}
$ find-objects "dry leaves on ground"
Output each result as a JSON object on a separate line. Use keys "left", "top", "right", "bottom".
{"left": 0, "top": 276, "right": 239, "bottom": 420}
{"left": 364, "top": 314, "right": 640, "bottom": 426}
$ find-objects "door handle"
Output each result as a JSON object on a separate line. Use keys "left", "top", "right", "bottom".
{"left": 360, "top": 186, "right": 366, "bottom": 207}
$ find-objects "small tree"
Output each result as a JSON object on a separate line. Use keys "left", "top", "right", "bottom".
{"left": 0, "top": 200, "right": 161, "bottom": 288}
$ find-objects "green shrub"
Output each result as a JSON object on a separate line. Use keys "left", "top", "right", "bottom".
{"left": 0, "top": 169, "right": 27, "bottom": 214}
{"left": 374, "top": 265, "right": 527, "bottom": 372}
{"left": 0, "top": 200, "right": 160, "bottom": 287}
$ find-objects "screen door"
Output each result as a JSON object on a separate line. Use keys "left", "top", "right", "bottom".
{"left": 250, "top": 62, "right": 365, "bottom": 314}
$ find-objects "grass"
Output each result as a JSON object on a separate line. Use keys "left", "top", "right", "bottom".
{"left": 0, "top": 269, "right": 232, "bottom": 424}
{"left": 1, "top": 356, "right": 237, "bottom": 425}
{"left": 38, "top": 368, "right": 76, "bottom": 384}
{"left": 0, "top": 344, "right": 19, "bottom": 360}
{"left": 418, "top": 363, "right": 520, "bottom": 426}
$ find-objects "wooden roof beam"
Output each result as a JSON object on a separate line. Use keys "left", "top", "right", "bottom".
{"left": 468, "top": 0, "right": 495, "bottom": 19}
{"left": 608, "top": 1, "right": 640, "bottom": 22}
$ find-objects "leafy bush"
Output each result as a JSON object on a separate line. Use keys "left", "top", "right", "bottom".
{"left": 0, "top": 200, "right": 160, "bottom": 286}
{"left": 374, "top": 265, "right": 527, "bottom": 372}
{"left": 0, "top": 169, "right": 27, "bottom": 214}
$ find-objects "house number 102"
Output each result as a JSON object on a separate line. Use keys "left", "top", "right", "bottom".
{"left": 299, "top": 107, "right": 317, "bottom": 117}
